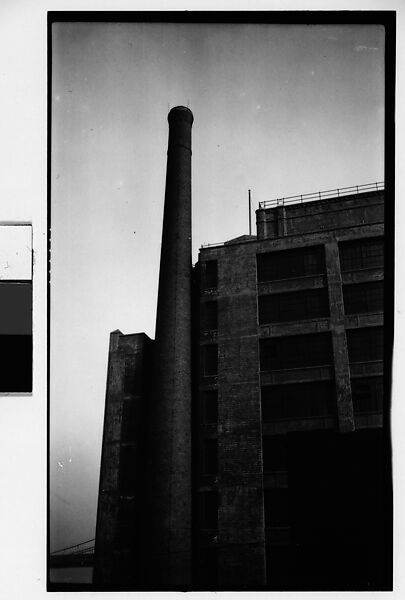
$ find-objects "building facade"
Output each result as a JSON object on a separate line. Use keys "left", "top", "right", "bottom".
{"left": 94, "top": 107, "right": 391, "bottom": 590}
{"left": 195, "top": 185, "right": 388, "bottom": 589}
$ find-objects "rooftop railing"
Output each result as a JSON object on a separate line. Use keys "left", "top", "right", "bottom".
{"left": 259, "top": 181, "right": 384, "bottom": 210}
{"left": 201, "top": 241, "right": 225, "bottom": 248}
{"left": 200, "top": 181, "right": 384, "bottom": 248}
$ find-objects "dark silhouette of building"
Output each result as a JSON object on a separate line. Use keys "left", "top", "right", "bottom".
{"left": 94, "top": 107, "right": 391, "bottom": 591}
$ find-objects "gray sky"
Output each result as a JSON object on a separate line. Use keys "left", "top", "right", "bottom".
{"left": 50, "top": 22, "right": 384, "bottom": 552}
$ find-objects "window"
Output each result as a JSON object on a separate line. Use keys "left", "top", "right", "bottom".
{"left": 259, "top": 333, "right": 332, "bottom": 371}
{"left": 118, "top": 445, "right": 137, "bottom": 492}
{"left": 202, "top": 439, "right": 218, "bottom": 474}
{"left": 261, "top": 381, "right": 335, "bottom": 421}
{"left": 201, "top": 301, "right": 218, "bottom": 331}
{"left": 351, "top": 377, "right": 383, "bottom": 414}
{"left": 204, "top": 260, "right": 218, "bottom": 289}
{"left": 339, "top": 237, "right": 384, "bottom": 272}
{"left": 258, "top": 288, "right": 329, "bottom": 324}
{"left": 262, "top": 435, "right": 287, "bottom": 471}
{"left": 264, "top": 489, "right": 290, "bottom": 526}
{"left": 257, "top": 245, "right": 325, "bottom": 282}
{"left": 199, "top": 491, "right": 219, "bottom": 529}
{"left": 343, "top": 282, "right": 384, "bottom": 315}
{"left": 201, "top": 345, "right": 218, "bottom": 377}
{"left": 201, "top": 390, "right": 218, "bottom": 424}
{"left": 346, "top": 327, "right": 384, "bottom": 363}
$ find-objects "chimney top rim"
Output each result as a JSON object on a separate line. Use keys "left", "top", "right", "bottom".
{"left": 168, "top": 105, "right": 194, "bottom": 124}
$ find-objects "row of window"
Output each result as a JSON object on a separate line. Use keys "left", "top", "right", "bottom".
{"left": 260, "top": 375, "right": 382, "bottom": 468}
{"left": 351, "top": 376, "right": 383, "bottom": 414}
{"left": 261, "top": 381, "right": 335, "bottom": 420}
{"left": 200, "top": 280, "right": 383, "bottom": 331}
{"left": 201, "top": 330, "right": 326, "bottom": 377}
{"left": 200, "top": 237, "right": 384, "bottom": 290}
{"left": 199, "top": 376, "right": 382, "bottom": 426}
{"left": 200, "top": 327, "right": 383, "bottom": 376}
{"left": 259, "top": 333, "right": 333, "bottom": 371}
{"left": 258, "top": 288, "right": 330, "bottom": 324}
{"left": 259, "top": 328, "right": 384, "bottom": 371}
{"left": 257, "top": 245, "right": 326, "bottom": 282}
{"left": 269, "top": 281, "right": 383, "bottom": 323}
{"left": 347, "top": 327, "right": 384, "bottom": 363}
{"left": 257, "top": 238, "right": 384, "bottom": 282}
{"left": 262, "top": 377, "right": 382, "bottom": 421}
{"left": 343, "top": 281, "right": 384, "bottom": 316}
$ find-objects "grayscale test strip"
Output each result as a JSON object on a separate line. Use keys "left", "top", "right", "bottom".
{"left": 0, "top": 224, "right": 32, "bottom": 393}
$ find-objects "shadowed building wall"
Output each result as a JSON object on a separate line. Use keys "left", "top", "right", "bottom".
{"left": 93, "top": 331, "right": 153, "bottom": 587}
{"left": 195, "top": 187, "right": 388, "bottom": 589}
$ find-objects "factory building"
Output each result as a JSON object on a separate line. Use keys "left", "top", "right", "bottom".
{"left": 94, "top": 107, "right": 391, "bottom": 591}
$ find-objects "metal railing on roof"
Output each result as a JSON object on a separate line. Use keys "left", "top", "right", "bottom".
{"left": 201, "top": 241, "right": 225, "bottom": 248}
{"left": 259, "top": 181, "right": 384, "bottom": 210}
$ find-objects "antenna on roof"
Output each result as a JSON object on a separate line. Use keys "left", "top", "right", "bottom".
{"left": 248, "top": 189, "right": 252, "bottom": 235}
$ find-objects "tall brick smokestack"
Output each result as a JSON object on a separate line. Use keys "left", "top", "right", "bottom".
{"left": 147, "top": 106, "right": 193, "bottom": 586}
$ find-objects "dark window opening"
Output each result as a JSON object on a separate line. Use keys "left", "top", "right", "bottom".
{"left": 201, "top": 390, "right": 218, "bottom": 424}
{"left": 351, "top": 377, "right": 383, "bottom": 414}
{"left": 261, "top": 381, "right": 335, "bottom": 421}
{"left": 258, "top": 288, "right": 329, "bottom": 324}
{"left": 201, "top": 345, "right": 218, "bottom": 377}
{"left": 201, "top": 300, "right": 218, "bottom": 331}
{"left": 343, "top": 282, "right": 384, "bottom": 315}
{"left": 118, "top": 445, "right": 137, "bottom": 493}
{"left": 204, "top": 260, "right": 218, "bottom": 289}
{"left": 339, "top": 237, "right": 384, "bottom": 272}
{"left": 257, "top": 245, "right": 325, "bottom": 282}
{"left": 262, "top": 435, "right": 287, "bottom": 472}
{"left": 347, "top": 327, "right": 384, "bottom": 363}
{"left": 202, "top": 439, "right": 218, "bottom": 475}
{"left": 260, "top": 333, "right": 332, "bottom": 371}
{"left": 199, "top": 491, "right": 219, "bottom": 529}
{"left": 264, "top": 489, "right": 290, "bottom": 526}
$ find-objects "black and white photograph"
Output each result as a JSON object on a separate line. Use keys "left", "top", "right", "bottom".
{"left": 48, "top": 13, "right": 393, "bottom": 592}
